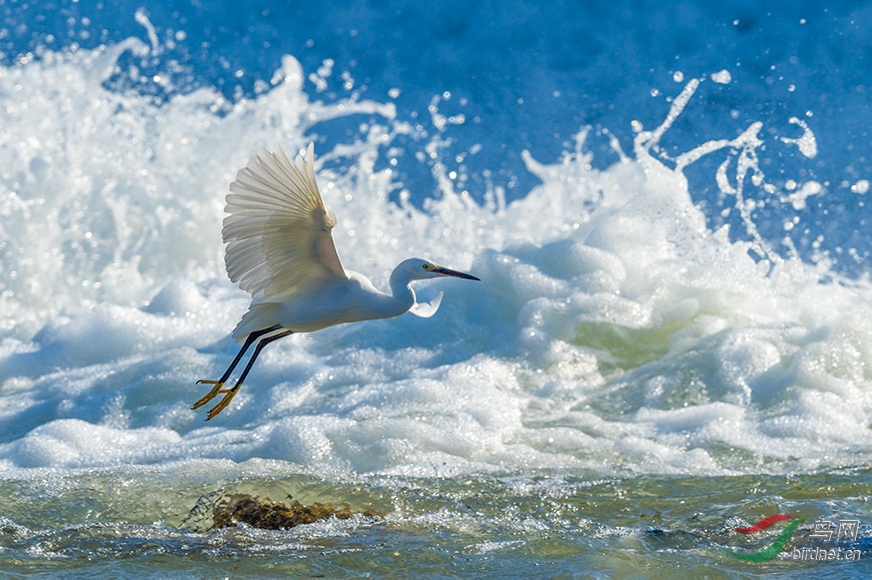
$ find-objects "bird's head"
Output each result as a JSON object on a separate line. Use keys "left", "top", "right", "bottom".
{"left": 396, "top": 258, "right": 480, "bottom": 282}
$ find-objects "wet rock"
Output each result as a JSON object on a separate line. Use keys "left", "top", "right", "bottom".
{"left": 211, "top": 494, "right": 374, "bottom": 530}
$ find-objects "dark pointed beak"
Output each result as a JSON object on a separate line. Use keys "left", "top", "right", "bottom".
{"left": 433, "top": 266, "right": 480, "bottom": 281}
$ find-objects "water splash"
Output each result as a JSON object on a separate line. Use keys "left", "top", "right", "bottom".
{"left": 0, "top": 44, "right": 870, "bottom": 480}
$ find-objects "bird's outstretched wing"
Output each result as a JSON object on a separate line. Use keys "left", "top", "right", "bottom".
{"left": 223, "top": 142, "right": 347, "bottom": 300}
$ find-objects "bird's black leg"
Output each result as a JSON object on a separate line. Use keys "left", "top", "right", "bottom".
{"left": 193, "top": 325, "right": 281, "bottom": 411}
{"left": 205, "top": 329, "right": 295, "bottom": 420}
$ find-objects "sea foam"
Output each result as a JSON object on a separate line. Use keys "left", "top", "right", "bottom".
{"left": 1, "top": 41, "right": 871, "bottom": 479}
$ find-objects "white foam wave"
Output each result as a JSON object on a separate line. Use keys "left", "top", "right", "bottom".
{"left": 1, "top": 43, "right": 871, "bottom": 478}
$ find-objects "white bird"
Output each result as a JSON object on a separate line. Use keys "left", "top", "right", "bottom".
{"left": 194, "top": 143, "right": 479, "bottom": 420}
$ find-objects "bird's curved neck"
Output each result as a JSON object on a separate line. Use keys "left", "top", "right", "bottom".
{"left": 388, "top": 268, "right": 417, "bottom": 316}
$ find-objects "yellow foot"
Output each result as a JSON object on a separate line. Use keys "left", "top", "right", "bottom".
{"left": 206, "top": 388, "right": 239, "bottom": 421}
{"left": 192, "top": 380, "right": 225, "bottom": 410}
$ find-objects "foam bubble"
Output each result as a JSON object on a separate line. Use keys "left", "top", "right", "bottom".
{"left": 781, "top": 116, "right": 818, "bottom": 158}
{"left": 711, "top": 69, "right": 732, "bottom": 84}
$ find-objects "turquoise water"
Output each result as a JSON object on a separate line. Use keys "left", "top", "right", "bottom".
{"left": 1, "top": 466, "right": 869, "bottom": 577}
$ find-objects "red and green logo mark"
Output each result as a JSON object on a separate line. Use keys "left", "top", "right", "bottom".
{"left": 723, "top": 514, "right": 805, "bottom": 562}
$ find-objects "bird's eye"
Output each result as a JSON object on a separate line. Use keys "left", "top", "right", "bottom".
{"left": 423, "top": 263, "right": 435, "bottom": 272}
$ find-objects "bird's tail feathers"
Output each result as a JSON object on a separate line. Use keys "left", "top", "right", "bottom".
{"left": 233, "top": 302, "right": 284, "bottom": 343}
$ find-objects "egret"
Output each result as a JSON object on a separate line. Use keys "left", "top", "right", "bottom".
{"left": 194, "top": 143, "right": 480, "bottom": 420}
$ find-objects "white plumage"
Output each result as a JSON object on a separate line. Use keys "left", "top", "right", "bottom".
{"left": 224, "top": 142, "right": 345, "bottom": 302}
{"left": 193, "top": 143, "right": 479, "bottom": 420}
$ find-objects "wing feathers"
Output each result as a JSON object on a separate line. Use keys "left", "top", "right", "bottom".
{"left": 223, "top": 143, "right": 347, "bottom": 300}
